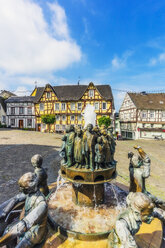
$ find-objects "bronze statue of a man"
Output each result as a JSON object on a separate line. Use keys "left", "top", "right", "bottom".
{"left": 66, "top": 125, "right": 75, "bottom": 167}
{"left": 108, "top": 192, "right": 154, "bottom": 248}
{"left": 107, "top": 126, "right": 116, "bottom": 165}
{"left": 82, "top": 123, "right": 95, "bottom": 170}
{"left": 74, "top": 128, "right": 84, "bottom": 168}
{"left": 0, "top": 172, "right": 48, "bottom": 248}
{"left": 101, "top": 129, "right": 112, "bottom": 167}
{"left": 95, "top": 136, "right": 105, "bottom": 170}
{"left": 129, "top": 146, "right": 150, "bottom": 193}
{"left": 31, "top": 154, "right": 49, "bottom": 196}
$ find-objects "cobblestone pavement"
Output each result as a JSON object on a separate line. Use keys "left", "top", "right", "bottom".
{"left": 0, "top": 129, "right": 62, "bottom": 204}
{"left": 0, "top": 129, "right": 165, "bottom": 204}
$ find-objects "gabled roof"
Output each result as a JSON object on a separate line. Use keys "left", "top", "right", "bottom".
{"left": 0, "top": 90, "right": 16, "bottom": 99}
{"left": 5, "top": 96, "right": 35, "bottom": 103}
{"left": 33, "top": 83, "right": 114, "bottom": 104}
{"left": 0, "top": 96, "right": 6, "bottom": 112}
{"left": 128, "top": 92, "right": 165, "bottom": 110}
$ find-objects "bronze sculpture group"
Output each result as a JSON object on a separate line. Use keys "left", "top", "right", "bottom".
{"left": 59, "top": 124, "right": 116, "bottom": 171}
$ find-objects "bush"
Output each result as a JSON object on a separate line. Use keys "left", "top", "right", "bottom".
{"left": 98, "top": 116, "right": 111, "bottom": 128}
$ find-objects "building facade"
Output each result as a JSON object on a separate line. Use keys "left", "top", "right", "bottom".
{"left": 0, "top": 97, "right": 7, "bottom": 125}
{"left": 32, "top": 82, "right": 114, "bottom": 132}
{"left": 119, "top": 92, "right": 165, "bottom": 139}
{"left": 5, "top": 96, "right": 35, "bottom": 129}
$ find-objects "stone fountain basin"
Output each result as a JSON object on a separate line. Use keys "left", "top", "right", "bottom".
{"left": 60, "top": 164, "right": 117, "bottom": 184}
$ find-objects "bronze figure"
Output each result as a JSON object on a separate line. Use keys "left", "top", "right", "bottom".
{"left": 66, "top": 125, "right": 75, "bottom": 167}
{"left": 31, "top": 154, "right": 49, "bottom": 196}
{"left": 74, "top": 128, "right": 84, "bottom": 168}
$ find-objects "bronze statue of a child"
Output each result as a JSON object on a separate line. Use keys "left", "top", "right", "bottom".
{"left": 31, "top": 154, "right": 49, "bottom": 196}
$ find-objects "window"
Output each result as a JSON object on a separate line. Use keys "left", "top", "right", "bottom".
{"left": 89, "top": 89, "right": 94, "bottom": 97}
{"left": 151, "top": 124, "right": 154, "bottom": 128}
{"left": 94, "top": 102, "right": 99, "bottom": 110}
{"left": 71, "top": 115, "right": 75, "bottom": 121}
{"left": 27, "top": 119, "right": 32, "bottom": 126}
{"left": 70, "top": 103, "right": 75, "bottom": 110}
{"left": 55, "top": 103, "right": 60, "bottom": 111}
{"left": 11, "top": 119, "right": 15, "bottom": 126}
{"left": 40, "top": 103, "right": 44, "bottom": 111}
{"left": 11, "top": 107, "right": 15, "bottom": 115}
{"left": 27, "top": 107, "right": 32, "bottom": 115}
{"left": 162, "top": 111, "right": 165, "bottom": 118}
{"left": 150, "top": 110, "right": 155, "bottom": 118}
{"left": 142, "top": 123, "right": 145, "bottom": 128}
{"left": 61, "top": 103, "right": 66, "bottom": 111}
{"left": 102, "top": 102, "right": 107, "bottom": 110}
{"left": 78, "top": 103, "right": 82, "bottom": 110}
{"left": 2, "top": 116, "right": 6, "bottom": 123}
{"left": 56, "top": 115, "right": 60, "bottom": 121}
{"left": 19, "top": 107, "right": 24, "bottom": 114}
{"left": 62, "top": 125, "right": 66, "bottom": 131}
{"left": 142, "top": 111, "right": 147, "bottom": 118}
{"left": 62, "top": 115, "right": 66, "bottom": 121}
{"left": 47, "top": 92, "right": 51, "bottom": 98}
{"left": 78, "top": 115, "right": 82, "bottom": 121}
{"left": 56, "top": 125, "right": 60, "bottom": 130}
{"left": 162, "top": 124, "right": 165, "bottom": 128}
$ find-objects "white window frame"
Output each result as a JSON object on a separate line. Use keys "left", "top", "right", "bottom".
{"left": 142, "top": 111, "right": 147, "bottom": 119}
{"left": 11, "top": 119, "right": 15, "bottom": 126}
{"left": 47, "top": 92, "right": 51, "bottom": 98}
{"left": 162, "top": 111, "right": 165, "bottom": 118}
{"left": 56, "top": 124, "right": 60, "bottom": 130}
{"left": 71, "top": 115, "right": 75, "bottom": 121}
{"left": 55, "top": 103, "right": 60, "bottom": 111}
{"left": 62, "top": 115, "right": 66, "bottom": 121}
{"left": 150, "top": 110, "right": 155, "bottom": 118}
{"left": 102, "top": 102, "right": 107, "bottom": 110}
{"left": 27, "top": 107, "right": 32, "bottom": 115}
{"left": 2, "top": 115, "right": 6, "bottom": 123}
{"left": 70, "top": 103, "right": 75, "bottom": 111}
{"left": 19, "top": 107, "right": 24, "bottom": 114}
{"left": 56, "top": 115, "right": 60, "bottom": 121}
{"left": 27, "top": 119, "right": 32, "bottom": 127}
{"left": 40, "top": 103, "right": 44, "bottom": 111}
{"left": 61, "top": 103, "right": 66, "bottom": 111}
{"left": 11, "top": 107, "right": 15, "bottom": 115}
{"left": 94, "top": 102, "right": 99, "bottom": 110}
{"left": 78, "top": 103, "right": 82, "bottom": 110}
{"left": 89, "top": 89, "right": 94, "bottom": 97}
{"left": 62, "top": 125, "right": 66, "bottom": 131}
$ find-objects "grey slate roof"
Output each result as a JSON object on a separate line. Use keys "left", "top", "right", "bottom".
{"left": 128, "top": 92, "right": 165, "bottom": 110}
{"left": 5, "top": 96, "right": 35, "bottom": 103}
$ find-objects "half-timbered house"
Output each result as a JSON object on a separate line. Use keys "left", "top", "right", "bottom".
{"left": 119, "top": 92, "right": 165, "bottom": 139}
{"left": 32, "top": 82, "right": 114, "bottom": 132}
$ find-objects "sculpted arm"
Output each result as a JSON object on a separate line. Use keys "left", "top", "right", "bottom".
{"left": 116, "top": 219, "right": 138, "bottom": 248}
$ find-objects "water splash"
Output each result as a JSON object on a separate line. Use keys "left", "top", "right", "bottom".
{"left": 52, "top": 170, "right": 66, "bottom": 200}
{"left": 82, "top": 104, "right": 96, "bottom": 127}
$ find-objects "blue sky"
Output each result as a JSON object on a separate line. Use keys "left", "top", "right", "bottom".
{"left": 1, "top": 0, "right": 165, "bottom": 110}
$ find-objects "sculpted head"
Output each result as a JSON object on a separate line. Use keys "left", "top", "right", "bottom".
{"left": 130, "top": 154, "right": 142, "bottom": 167}
{"left": 31, "top": 154, "right": 43, "bottom": 168}
{"left": 87, "top": 123, "right": 93, "bottom": 132}
{"left": 18, "top": 172, "right": 37, "bottom": 194}
{"left": 126, "top": 192, "right": 154, "bottom": 223}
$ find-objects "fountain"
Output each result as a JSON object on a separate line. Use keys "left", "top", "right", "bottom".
{"left": 0, "top": 106, "right": 163, "bottom": 247}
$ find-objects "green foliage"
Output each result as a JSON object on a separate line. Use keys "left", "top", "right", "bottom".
{"left": 41, "top": 115, "right": 56, "bottom": 125}
{"left": 98, "top": 116, "right": 111, "bottom": 128}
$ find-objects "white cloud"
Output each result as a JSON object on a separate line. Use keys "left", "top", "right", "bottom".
{"left": 0, "top": 0, "right": 82, "bottom": 75}
{"left": 111, "top": 51, "right": 133, "bottom": 69}
{"left": 149, "top": 52, "right": 165, "bottom": 66}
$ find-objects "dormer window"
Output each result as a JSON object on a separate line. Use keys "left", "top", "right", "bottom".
{"left": 89, "top": 90, "right": 94, "bottom": 97}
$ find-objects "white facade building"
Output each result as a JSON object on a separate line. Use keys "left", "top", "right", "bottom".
{"left": 6, "top": 96, "right": 36, "bottom": 129}
{"left": 119, "top": 92, "right": 165, "bottom": 139}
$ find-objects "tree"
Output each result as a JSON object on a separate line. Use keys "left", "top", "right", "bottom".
{"left": 98, "top": 116, "right": 111, "bottom": 128}
{"left": 41, "top": 114, "right": 56, "bottom": 132}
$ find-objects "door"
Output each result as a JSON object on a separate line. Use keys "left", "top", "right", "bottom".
{"left": 19, "top": 120, "right": 23, "bottom": 129}
{"left": 38, "top": 124, "right": 41, "bottom": 132}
